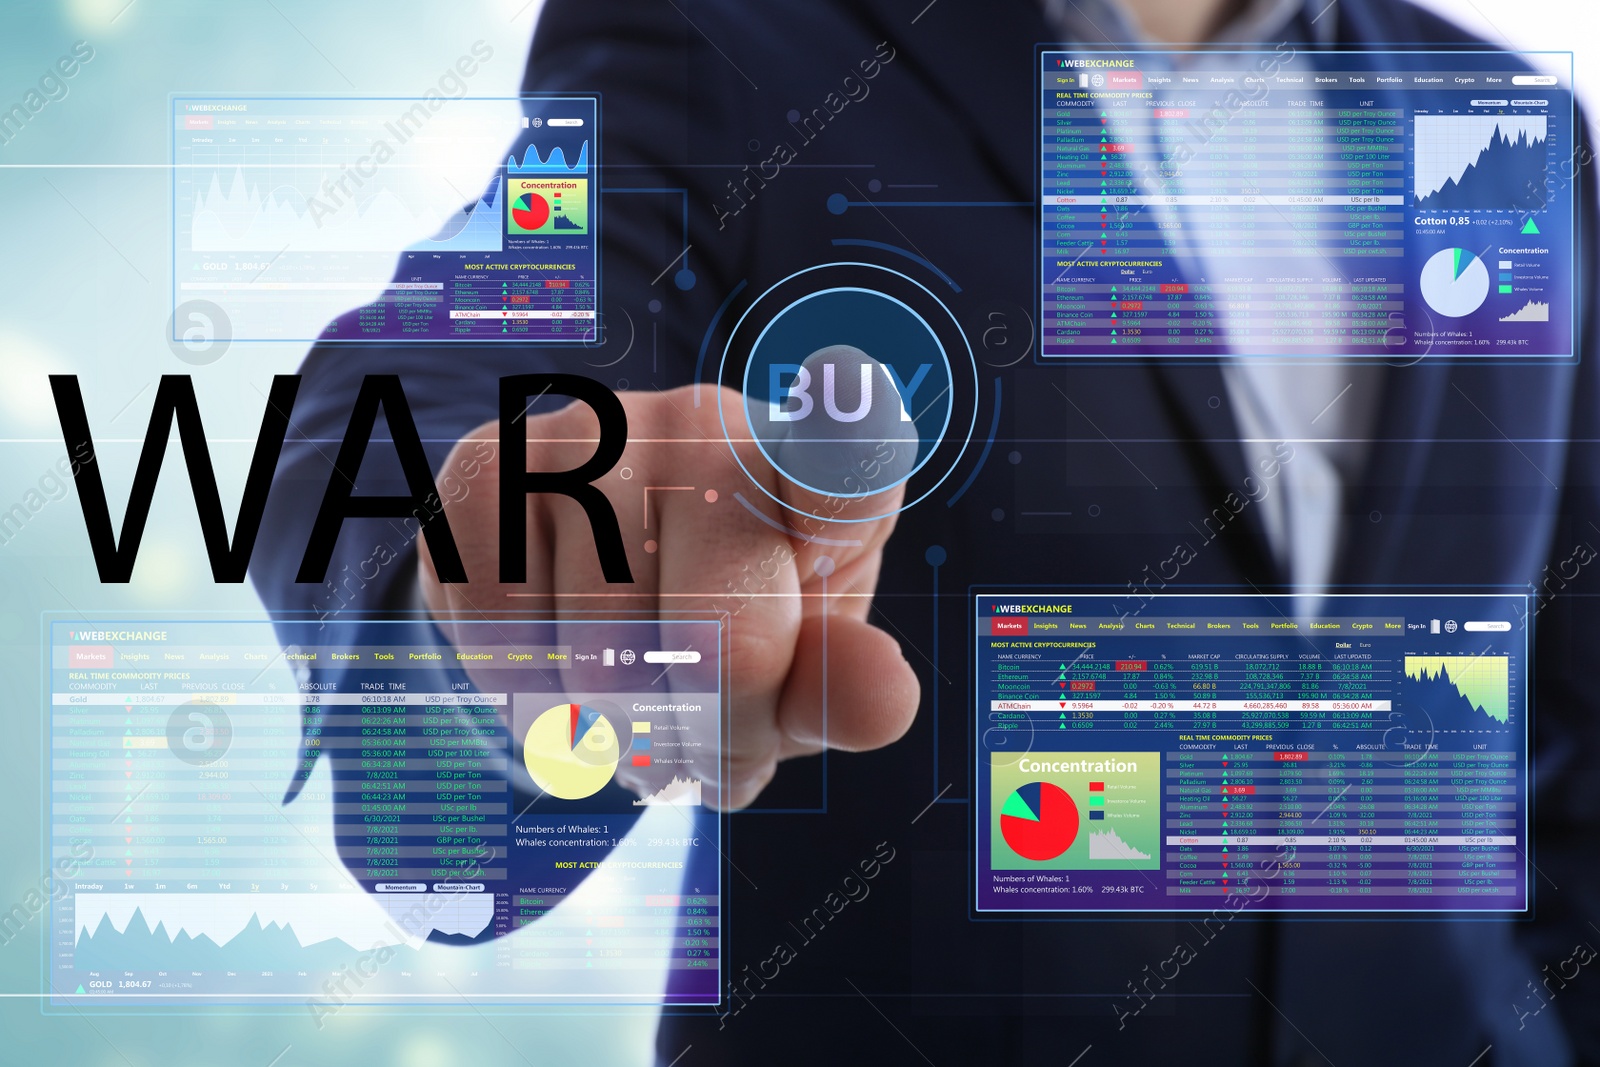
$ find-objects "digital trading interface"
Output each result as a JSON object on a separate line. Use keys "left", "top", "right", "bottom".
{"left": 172, "top": 95, "right": 598, "bottom": 343}
{"left": 974, "top": 594, "right": 1528, "bottom": 913}
{"left": 1039, "top": 50, "right": 1576, "bottom": 359}
{"left": 48, "top": 619, "right": 720, "bottom": 1005}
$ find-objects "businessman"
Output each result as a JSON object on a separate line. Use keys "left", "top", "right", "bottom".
{"left": 252, "top": 0, "right": 1600, "bottom": 1062}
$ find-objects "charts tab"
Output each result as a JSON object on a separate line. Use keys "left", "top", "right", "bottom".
{"left": 1037, "top": 50, "right": 1575, "bottom": 360}
{"left": 172, "top": 95, "right": 599, "bottom": 343}
{"left": 47, "top": 618, "right": 720, "bottom": 1006}
{"left": 973, "top": 594, "right": 1529, "bottom": 914}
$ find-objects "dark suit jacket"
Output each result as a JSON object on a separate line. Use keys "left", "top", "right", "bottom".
{"left": 252, "top": 1, "right": 1600, "bottom": 1062}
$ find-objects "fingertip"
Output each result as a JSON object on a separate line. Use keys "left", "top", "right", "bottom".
{"left": 721, "top": 761, "right": 777, "bottom": 811}
{"left": 858, "top": 640, "right": 921, "bottom": 749}
{"left": 777, "top": 616, "right": 921, "bottom": 752}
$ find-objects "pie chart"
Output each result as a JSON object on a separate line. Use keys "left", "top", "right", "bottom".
{"left": 1419, "top": 247, "right": 1489, "bottom": 318}
{"left": 511, "top": 191, "right": 550, "bottom": 231}
{"left": 523, "top": 703, "right": 620, "bottom": 800}
{"left": 1000, "top": 781, "right": 1080, "bottom": 861}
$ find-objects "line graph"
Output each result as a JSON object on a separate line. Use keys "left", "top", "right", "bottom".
{"left": 73, "top": 892, "right": 493, "bottom": 949}
{"left": 507, "top": 140, "right": 589, "bottom": 175}
{"left": 1087, "top": 827, "right": 1151, "bottom": 862}
{"left": 1414, "top": 115, "right": 1548, "bottom": 212}
{"left": 633, "top": 775, "right": 703, "bottom": 807}
{"left": 407, "top": 176, "right": 503, "bottom": 253}
{"left": 1403, "top": 655, "right": 1510, "bottom": 724}
{"left": 1499, "top": 299, "right": 1550, "bottom": 322}
{"left": 186, "top": 159, "right": 494, "bottom": 254}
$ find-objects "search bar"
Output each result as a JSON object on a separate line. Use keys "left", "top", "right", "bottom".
{"left": 1512, "top": 75, "right": 1557, "bottom": 86}
{"left": 1463, "top": 621, "right": 1511, "bottom": 632}
{"left": 644, "top": 650, "right": 701, "bottom": 664}
{"left": 547, "top": 118, "right": 585, "bottom": 126}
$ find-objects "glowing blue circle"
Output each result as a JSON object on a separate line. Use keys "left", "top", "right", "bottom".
{"left": 740, "top": 287, "right": 952, "bottom": 499}
{"left": 715, "top": 262, "right": 978, "bottom": 525}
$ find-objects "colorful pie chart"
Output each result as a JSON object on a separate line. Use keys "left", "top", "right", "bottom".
{"left": 523, "top": 703, "right": 619, "bottom": 800}
{"left": 999, "top": 781, "right": 1079, "bottom": 861}
{"left": 511, "top": 191, "right": 550, "bottom": 231}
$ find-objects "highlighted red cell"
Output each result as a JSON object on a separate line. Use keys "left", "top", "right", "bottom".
{"left": 1222, "top": 785, "right": 1256, "bottom": 795}
{"left": 1114, "top": 660, "right": 1147, "bottom": 671}
{"left": 1274, "top": 752, "right": 1309, "bottom": 761}
{"left": 1159, "top": 283, "right": 1190, "bottom": 294}
{"left": 1069, "top": 680, "right": 1096, "bottom": 691}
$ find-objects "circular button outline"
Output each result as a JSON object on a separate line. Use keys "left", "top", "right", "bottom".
{"left": 716, "top": 262, "right": 978, "bottom": 524}
{"left": 739, "top": 285, "right": 953, "bottom": 499}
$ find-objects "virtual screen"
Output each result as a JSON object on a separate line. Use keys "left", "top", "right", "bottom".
{"left": 48, "top": 619, "right": 720, "bottom": 1005}
{"left": 172, "top": 95, "right": 599, "bottom": 343}
{"left": 1040, "top": 50, "right": 1575, "bottom": 358}
{"left": 974, "top": 594, "right": 1527, "bottom": 912}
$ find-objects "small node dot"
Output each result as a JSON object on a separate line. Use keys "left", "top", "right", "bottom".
{"left": 925, "top": 545, "right": 947, "bottom": 567}
{"left": 1088, "top": 504, "right": 1102, "bottom": 517}
{"left": 644, "top": 540, "right": 658, "bottom": 554}
{"left": 868, "top": 178, "right": 882, "bottom": 193}
{"left": 617, "top": 378, "right": 629, "bottom": 390}
{"left": 648, "top": 299, "right": 662, "bottom": 314}
{"left": 619, "top": 467, "right": 634, "bottom": 480}
{"left": 826, "top": 193, "right": 849, "bottom": 215}
{"left": 991, "top": 508, "right": 1005, "bottom": 522}
{"left": 1207, "top": 396, "right": 1221, "bottom": 409}
{"left": 1008, "top": 450, "right": 1022, "bottom": 465}
{"left": 1370, "top": 510, "right": 1383, "bottom": 523}
{"left": 787, "top": 109, "right": 801, "bottom": 123}
{"left": 674, "top": 268, "right": 696, "bottom": 291}
{"left": 747, "top": 139, "right": 761, "bottom": 152}
{"left": 704, "top": 489, "right": 718, "bottom": 503}
{"left": 813, "top": 555, "right": 836, "bottom": 578}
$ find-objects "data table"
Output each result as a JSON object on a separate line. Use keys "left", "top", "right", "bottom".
{"left": 975, "top": 595, "right": 1527, "bottom": 913}
{"left": 1038, "top": 50, "right": 1575, "bottom": 359}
